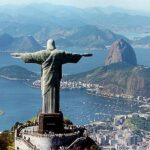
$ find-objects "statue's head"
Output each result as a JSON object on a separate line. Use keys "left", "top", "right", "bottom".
{"left": 46, "top": 39, "right": 56, "bottom": 51}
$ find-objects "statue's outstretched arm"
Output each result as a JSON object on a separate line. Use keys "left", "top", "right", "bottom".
{"left": 62, "top": 51, "right": 93, "bottom": 64}
{"left": 11, "top": 53, "right": 24, "bottom": 59}
{"left": 81, "top": 53, "right": 93, "bottom": 57}
{"left": 11, "top": 50, "right": 46, "bottom": 64}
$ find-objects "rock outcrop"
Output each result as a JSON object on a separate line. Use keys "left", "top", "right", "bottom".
{"left": 64, "top": 40, "right": 150, "bottom": 98}
{"left": 0, "top": 65, "right": 39, "bottom": 80}
{"left": 65, "top": 63, "right": 150, "bottom": 97}
{"left": 105, "top": 39, "right": 137, "bottom": 66}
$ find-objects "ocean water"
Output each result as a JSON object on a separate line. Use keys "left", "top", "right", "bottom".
{"left": 0, "top": 47, "right": 149, "bottom": 131}
{"left": 0, "top": 79, "right": 140, "bottom": 130}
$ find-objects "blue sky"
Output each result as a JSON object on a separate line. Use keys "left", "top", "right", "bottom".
{"left": 0, "top": 0, "right": 150, "bottom": 11}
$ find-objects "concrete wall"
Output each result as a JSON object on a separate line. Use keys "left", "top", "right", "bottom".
{"left": 15, "top": 124, "right": 85, "bottom": 150}
{"left": 15, "top": 126, "right": 81, "bottom": 150}
{"left": 15, "top": 138, "right": 33, "bottom": 150}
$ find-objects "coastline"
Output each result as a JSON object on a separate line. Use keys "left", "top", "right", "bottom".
{"left": 60, "top": 81, "right": 150, "bottom": 104}
{"left": 1, "top": 76, "right": 149, "bottom": 105}
{"left": 2, "top": 76, "right": 147, "bottom": 104}
{"left": 86, "top": 91, "right": 146, "bottom": 104}
{"left": 0, "top": 75, "right": 20, "bottom": 81}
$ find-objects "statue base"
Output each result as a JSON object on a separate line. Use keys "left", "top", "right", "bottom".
{"left": 38, "top": 112, "right": 64, "bottom": 134}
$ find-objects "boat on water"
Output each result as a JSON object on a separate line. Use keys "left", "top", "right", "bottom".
{"left": 0, "top": 110, "right": 4, "bottom": 116}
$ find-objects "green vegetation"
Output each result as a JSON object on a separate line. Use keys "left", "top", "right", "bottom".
{"left": 65, "top": 62, "right": 150, "bottom": 97}
{"left": 63, "top": 117, "right": 73, "bottom": 125}
{"left": 11, "top": 122, "right": 23, "bottom": 131}
{"left": 0, "top": 65, "right": 39, "bottom": 80}
{"left": 28, "top": 117, "right": 38, "bottom": 123}
{"left": 133, "top": 129, "right": 143, "bottom": 136}
{"left": 1, "top": 117, "right": 38, "bottom": 150}
{"left": 0, "top": 131, "right": 14, "bottom": 150}
{"left": 66, "top": 62, "right": 134, "bottom": 90}
{"left": 71, "top": 137, "right": 99, "bottom": 150}
{"left": 139, "top": 67, "right": 150, "bottom": 82}
{"left": 126, "top": 116, "right": 150, "bottom": 131}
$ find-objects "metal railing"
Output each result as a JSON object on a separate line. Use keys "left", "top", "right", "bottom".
{"left": 66, "top": 137, "right": 86, "bottom": 150}
{"left": 17, "top": 136, "right": 40, "bottom": 150}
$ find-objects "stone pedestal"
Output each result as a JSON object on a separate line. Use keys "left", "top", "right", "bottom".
{"left": 38, "top": 113, "right": 64, "bottom": 134}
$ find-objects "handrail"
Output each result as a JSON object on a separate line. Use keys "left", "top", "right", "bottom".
{"left": 17, "top": 136, "right": 39, "bottom": 150}
{"left": 23, "top": 138, "right": 40, "bottom": 150}
{"left": 22, "top": 138, "right": 35, "bottom": 149}
{"left": 16, "top": 123, "right": 38, "bottom": 137}
{"left": 66, "top": 137, "right": 86, "bottom": 150}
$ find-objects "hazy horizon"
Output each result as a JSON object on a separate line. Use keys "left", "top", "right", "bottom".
{"left": 0, "top": 0, "right": 150, "bottom": 12}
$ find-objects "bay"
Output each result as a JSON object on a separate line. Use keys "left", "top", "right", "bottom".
{"left": 0, "top": 79, "right": 139, "bottom": 130}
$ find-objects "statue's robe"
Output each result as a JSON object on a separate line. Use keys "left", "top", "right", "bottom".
{"left": 21, "top": 49, "right": 82, "bottom": 113}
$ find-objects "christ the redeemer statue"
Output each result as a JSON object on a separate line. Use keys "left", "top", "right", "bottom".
{"left": 11, "top": 39, "right": 92, "bottom": 114}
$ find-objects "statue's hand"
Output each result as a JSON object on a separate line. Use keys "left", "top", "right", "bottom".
{"left": 82, "top": 53, "right": 93, "bottom": 57}
{"left": 11, "top": 53, "right": 22, "bottom": 58}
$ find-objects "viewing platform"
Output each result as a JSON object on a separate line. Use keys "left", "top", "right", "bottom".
{"left": 15, "top": 122, "right": 87, "bottom": 150}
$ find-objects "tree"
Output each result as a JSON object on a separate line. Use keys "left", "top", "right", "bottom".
{"left": 0, "top": 132, "right": 14, "bottom": 150}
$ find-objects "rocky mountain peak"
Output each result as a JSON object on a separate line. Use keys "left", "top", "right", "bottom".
{"left": 0, "top": 34, "right": 43, "bottom": 52}
{"left": 0, "top": 33, "right": 14, "bottom": 47}
{"left": 105, "top": 39, "right": 137, "bottom": 66}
